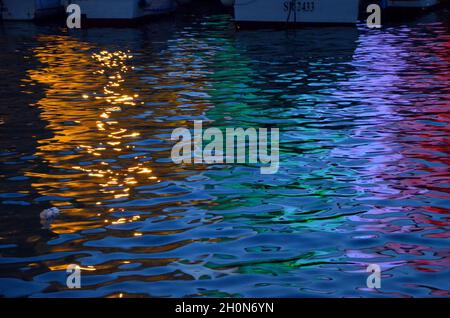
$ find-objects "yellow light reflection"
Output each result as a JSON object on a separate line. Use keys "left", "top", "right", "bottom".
{"left": 24, "top": 35, "right": 161, "bottom": 235}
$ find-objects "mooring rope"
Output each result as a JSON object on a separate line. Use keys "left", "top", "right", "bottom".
{"left": 286, "top": 0, "right": 297, "bottom": 27}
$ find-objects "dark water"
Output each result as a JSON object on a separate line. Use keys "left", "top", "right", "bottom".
{"left": 0, "top": 9, "right": 449, "bottom": 297}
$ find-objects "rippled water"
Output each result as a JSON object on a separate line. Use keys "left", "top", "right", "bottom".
{"left": 0, "top": 8, "right": 449, "bottom": 297}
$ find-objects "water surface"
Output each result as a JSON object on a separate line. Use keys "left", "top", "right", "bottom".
{"left": 0, "top": 9, "right": 449, "bottom": 297}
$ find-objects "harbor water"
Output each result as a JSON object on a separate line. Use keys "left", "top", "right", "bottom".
{"left": 0, "top": 7, "right": 449, "bottom": 297}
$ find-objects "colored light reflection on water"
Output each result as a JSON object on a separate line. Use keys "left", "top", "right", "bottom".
{"left": 0, "top": 10, "right": 449, "bottom": 297}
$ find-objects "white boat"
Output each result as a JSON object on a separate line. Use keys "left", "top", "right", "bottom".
{"left": 67, "top": 0, "right": 177, "bottom": 21}
{"left": 387, "top": 0, "right": 440, "bottom": 8}
{"left": 0, "top": 0, "right": 62, "bottom": 20}
{"left": 223, "top": 0, "right": 361, "bottom": 26}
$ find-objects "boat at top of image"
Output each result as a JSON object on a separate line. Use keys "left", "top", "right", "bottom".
{"left": 0, "top": 0, "right": 62, "bottom": 21}
{"left": 380, "top": 0, "right": 445, "bottom": 21}
{"left": 220, "top": 0, "right": 362, "bottom": 27}
{"left": 61, "top": 0, "right": 178, "bottom": 22}
{"left": 386, "top": 0, "right": 440, "bottom": 8}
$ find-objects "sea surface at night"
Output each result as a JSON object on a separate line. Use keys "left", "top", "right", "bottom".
{"left": 0, "top": 8, "right": 449, "bottom": 297}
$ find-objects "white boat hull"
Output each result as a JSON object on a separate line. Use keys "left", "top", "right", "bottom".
{"left": 233, "top": 0, "right": 361, "bottom": 24}
{"left": 72, "top": 0, "right": 177, "bottom": 20}
{"left": 1, "top": 0, "right": 61, "bottom": 21}
{"left": 387, "top": 0, "right": 440, "bottom": 8}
